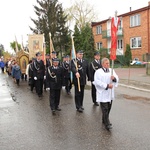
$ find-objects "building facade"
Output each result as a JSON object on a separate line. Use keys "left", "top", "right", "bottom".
{"left": 92, "top": 2, "right": 150, "bottom": 61}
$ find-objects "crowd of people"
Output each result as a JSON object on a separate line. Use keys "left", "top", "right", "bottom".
{"left": 0, "top": 51, "right": 119, "bottom": 131}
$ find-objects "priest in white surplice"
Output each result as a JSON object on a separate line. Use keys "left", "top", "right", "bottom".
{"left": 93, "top": 58, "right": 119, "bottom": 130}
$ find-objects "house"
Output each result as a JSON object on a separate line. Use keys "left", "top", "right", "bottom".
{"left": 91, "top": 2, "right": 150, "bottom": 61}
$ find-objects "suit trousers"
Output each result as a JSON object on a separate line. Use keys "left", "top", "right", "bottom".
{"left": 65, "top": 78, "right": 72, "bottom": 92}
{"left": 35, "top": 79, "right": 43, "bottom": 96}
{"left": 74, "top": 84, "right": 85, "bottom": 109}
{"left": 91, "top": 83, "right": 96, "bottom": 103}
{"left": 100, "top": 101, "right": 112, "bottom": 126}
{"left": 50, "top": 89, "right": 61, "bottom": 110}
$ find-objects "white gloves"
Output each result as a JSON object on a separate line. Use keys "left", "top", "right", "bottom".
{"left": 44, "top": 75, "right": 46, "bottom": 79}
{"left": 34, "top": 77, "right": 37, "bottom": 80}
{"left": 46, "top": 88, "right": 50, "bottom": 91}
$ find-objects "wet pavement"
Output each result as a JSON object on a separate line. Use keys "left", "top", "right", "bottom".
{"left": 0, "top": 68, "right": 150, "bottom": 150}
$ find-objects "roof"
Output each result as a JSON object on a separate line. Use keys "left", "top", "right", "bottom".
{"left": 91, "top": 5, "right": 149, "bottom": 27}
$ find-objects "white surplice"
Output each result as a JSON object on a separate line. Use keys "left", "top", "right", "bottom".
{"left": 93, "top": 68, "right": 119, "bottom": 103}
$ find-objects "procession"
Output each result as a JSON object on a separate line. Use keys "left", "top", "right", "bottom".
{"left": 1, "top": 0, "right": 150, "bottom": 150}
{"left": 0, "top": 43, "right": 119, "bottom": 132}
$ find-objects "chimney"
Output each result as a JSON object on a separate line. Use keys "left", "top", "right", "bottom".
{"left": 130, "top": 7, "right": 132, "bottom": 12}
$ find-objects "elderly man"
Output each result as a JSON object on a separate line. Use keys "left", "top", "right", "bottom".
{"left": 94, "top": 57, "right": 119, "bottom": 130}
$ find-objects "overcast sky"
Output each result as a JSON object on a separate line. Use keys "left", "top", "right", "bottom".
{"left": 0, "top": 0, "right": 149, "bottom": 52}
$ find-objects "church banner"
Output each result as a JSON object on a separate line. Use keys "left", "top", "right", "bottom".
{"left": 28, "top": 34, "right": 44, "bottom": 59}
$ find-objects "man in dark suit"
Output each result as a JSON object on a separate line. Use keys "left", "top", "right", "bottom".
{"left": 46, "top": 58, "right": 63, "bottom": 114}
{"left": 44, "top": 53, "right": 51, "bottom": 91}
{"left": 62, "top": 55, "right": 72, "bottom": 94}
{"left": 71, "top": 50, "right": 89, "bottom": 113}
{"left": 89, "top": 51, "right": 102, "bottom": 106}
{"left": 33, "top": 52, "right": 45, "bottom": 97}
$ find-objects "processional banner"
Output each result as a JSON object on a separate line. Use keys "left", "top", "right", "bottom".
{"left": 28, "top": 34, "right": 44, "bottom": 59}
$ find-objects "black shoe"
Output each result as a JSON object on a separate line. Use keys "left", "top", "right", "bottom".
{"left": 81, "top": 107, "right": 84, "bottom": 110}
{"left": 102, "top": 121, "right": 112, "bottom": 126}
{"left": 94, "top": 102, "right": 99, "bottom": 106}
{"left": 77, "top": 108, "right": 83, "bottom": 113}
{"left": 56, "top": 108, "right": 61, "bottom": 111}
{"left": 52, "top": 110, "right": 56, "bottom": 114}
{"left": 105, "top": 125, "right": 112, "bottom": 130}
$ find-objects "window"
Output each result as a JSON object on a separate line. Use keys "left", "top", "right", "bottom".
{"left": 96, "top": 25, "right": 102, "bottom": 34}
{"left": 130, "top": 14, "right": 140, "bottom": 27}
{"left": 117, "top": 39, "right": 123, "bottom": 49}
{"left": 130, "top": 37, "right": 141, "bottom": 48}
{"left": 96, "top": 42, "right": 102, "bottom": 49}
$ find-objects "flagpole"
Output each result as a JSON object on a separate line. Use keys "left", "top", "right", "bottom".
{"left": 71, "top": 35, "right": 81, "bottom": 92}
{"left": 49, "top": 32, "right": 54, "bottom": 65}
{"left": 15, "top": 35, "right": 19, "bottom": 56}
{"left": 43, "top": 34, "right": 46, "bottom": 65}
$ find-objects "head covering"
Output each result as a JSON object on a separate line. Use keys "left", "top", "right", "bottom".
{"left": 32, "top": 57, "right": 36, "bottom": 61}
{"left": 77, "top": 50, "right": 84, "bottom": 54}
{"left": 36, "top": 52, "right": 41, "bottom": 57}
{"left": 52, "top": 58, "right": 59, "bottom": 62}
{"left": 64, "top": 55, "right": 69, "bottom": 58}
{"left": 46, "top": 53, "right": 50, "bottom": 56}
{"left": 52, "top": 51, "right": 57, "bottom": 54}
{"left": 94, "top": 51, "right": 100, "bottom": 56}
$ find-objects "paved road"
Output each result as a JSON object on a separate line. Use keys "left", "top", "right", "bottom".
{"left": 0, "top": 72, "right": 150, "bottom": 150}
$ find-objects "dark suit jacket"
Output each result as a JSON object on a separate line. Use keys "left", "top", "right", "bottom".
{"left": 71, "top": 58, "right": 89, "bottom": 85}
{"left": 33, "top": 60, "right": 45, "bottom": 79}
{"left": 46, "top": 66, "right": 63, "bottom": 89}
{"left": 62, "top": 61, "right": 71, "bottom": 78}
{"left": 89, "top": 60, "right": 102, "bottom": 82}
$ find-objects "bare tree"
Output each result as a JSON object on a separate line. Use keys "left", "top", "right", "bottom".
{"left": 65, "top": 0, "right": 98, "bottom": 30}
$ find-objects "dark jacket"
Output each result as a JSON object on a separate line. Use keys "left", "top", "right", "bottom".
{"left": 71, "top": 58, "right": 89, "bottom": 85}
{"left": 46, "top": 59, "right": 51, "bottom": 68}
{"left": 46, "top": 66, "right": 63, "bottom": 89}
{"left": 33, "top": 60, "right": 45, "bottom": 79}
{"left": 12, "top": 65, "right": 22, "bottom": 79}
{"left": 62, "top": 61, "right": 71, "bottom": 78}
{"left": 29, "top": 63, "right": 34, "bottom": 78}
{"left": 89, "top": 60, "right": 102, "bottom": 82}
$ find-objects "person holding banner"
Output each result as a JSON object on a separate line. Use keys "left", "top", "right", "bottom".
{"left": 71, "top": 50, "right": 89, "bottom": 113}
{"left": 94, "top": 58, "right": 119, "bottom": 130}
{"left": 33, "top": 52, "right": 45, "bottom": 97}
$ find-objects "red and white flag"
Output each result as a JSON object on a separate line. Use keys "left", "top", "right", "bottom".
{"left": 110, "top": 17, "right": 120, "bottom": 60}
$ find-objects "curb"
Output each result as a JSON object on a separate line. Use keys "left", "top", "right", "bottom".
{"left": 119, "top": 83, "right": 150, "bottom": 92}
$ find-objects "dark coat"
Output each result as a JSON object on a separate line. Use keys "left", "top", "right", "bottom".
{"left": 33, "top": 60, "right": 45, "bottom": 79}
{"left": 46, "top": 66, "right": 63, "bottom": 89}
{"left": 89, "top": 60, "right": 102, "bottom": 82}
{"left": 29, "top": 63, "right": 34, "bottom": 78}
{"left": 46, "top": 59, "right": 51, "bottom": 68}
{"left": 12, "top": 65, "right": 22, "bottom": 79}
{"left": 71, "top": 58, "right": 89, "bottom": 85}
{"left": 62, "top": 61, "right": 71, "bottom": 78}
